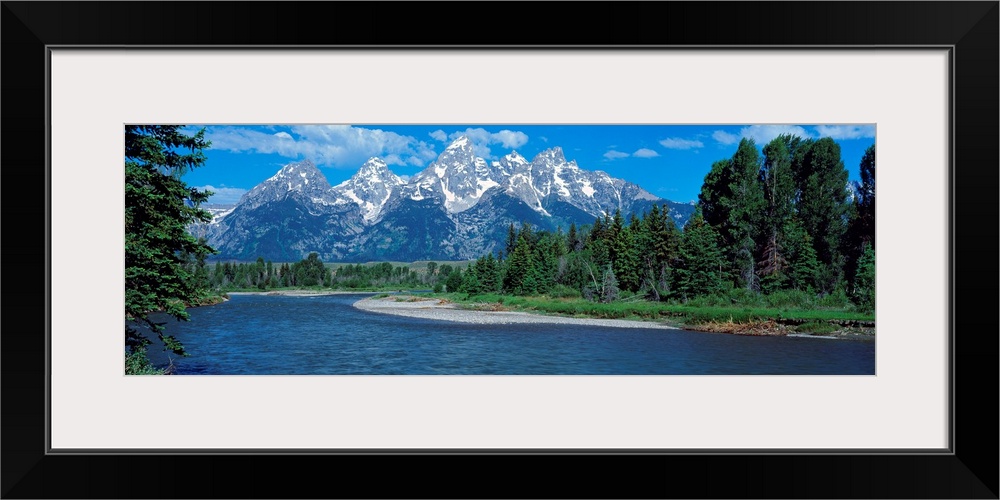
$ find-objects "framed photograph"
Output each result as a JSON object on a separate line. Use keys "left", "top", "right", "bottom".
{"left": 4, "top": 2, "right": 996, "bottom": 498}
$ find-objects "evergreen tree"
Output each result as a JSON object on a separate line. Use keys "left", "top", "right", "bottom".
{"left": 503, "top": 234, "right": 535, "bottom": 295}
{"left": 480, "top": 253, "right": 501, "bottom": 293}
{"left": 445, "top": 268, "right": 463, "bottom": 293}
{"left": 505, "top": 223, "right": 518, "bottom": 258}
{"left": 125, "top": 125, "right": 215, "bottom": 370}
{"left": 852, "top": 244, "right": 876, "bottom": 313}
{"left": 673, "top": 209, "right": 726, "bottom": 300}
{"left": 567, "top": 222, "right": 581, "bottom": 252}
{"left": 783, "top": 219, "right": 821, "bottom": 293}
{"left": 461, "top": 263, "right": 482, "bottom": 294}
{"left": 610, "top": 219, "right": 640, "bottom": 292}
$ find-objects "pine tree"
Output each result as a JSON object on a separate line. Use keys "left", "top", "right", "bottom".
{"left": 125, "top": 125, "right": 215, "bottom": 371}
{"left": 503, "top": 234, "right": 535, "bottom": 295}
{"left": 480, "top": 253, "right": 501, "bottom": 293}
{"left": 567, "top": 222, "right": 581, "bottom": 252}
{"left": 505, "top": 223, "right": 518, "bottom": 257}
{"left": 783, "top": 219, "right": 820, "bottom": 293}
{"left": 673, "top": 209, "right": 726, "bottom": 301}
{"left": 852, "top": 244, "right": 875, "bottom": 313}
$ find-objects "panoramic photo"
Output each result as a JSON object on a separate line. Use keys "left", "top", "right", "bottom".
{"left": 125, "top": 124, "right": 876, "bottom": 375}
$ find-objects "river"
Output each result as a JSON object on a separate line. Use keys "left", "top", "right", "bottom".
{"left": 137, "top": 293, "right": 875, "bottom": 375}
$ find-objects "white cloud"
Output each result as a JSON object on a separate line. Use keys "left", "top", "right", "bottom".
{"left": 633, "top": 148, "right": 660, "bottom": 158}
{"left": 491, "top": 130, "right": 529, "bottom": 149}
{"left": 712, "top": 130, "right": 740, "bottom": 145}
{"left": 195, "top": 185, "right": 248, "bottom": 205}
{"left": 205, "top": 125, "right": 438, "bottom": 168}
{"left": 383, "top": 154, "right": 405, "bottom": 166}
{"left": 447, "top": 127, "right": 530, "bottom": 158}
{"left": 659, "top": 137, "right": 704, "bottom": 150}
{"left": 603, "top": 150, "right": 629, "bottom": 160}
{"left": 713, "top": 126, "right": 821, "bottom": 146}
{"left": 429, "top": 129, "right": 448, "bottom": 142}
{"left": 739, "top": 125, "right": 812, "bottom": 145}
{"left": 813, "top": 125, "right": 876, "bottom": 140}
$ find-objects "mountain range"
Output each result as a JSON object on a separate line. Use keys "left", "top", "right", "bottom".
{"left": 191, "top": 136, "right": 695, "bottom": 262}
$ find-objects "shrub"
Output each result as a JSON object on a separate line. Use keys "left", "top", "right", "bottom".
{"left": 547, "top": 284, "right": 581, "bottom": 299}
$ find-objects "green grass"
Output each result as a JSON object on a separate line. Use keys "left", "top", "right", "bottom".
{"left": 794, "top": 321, "right": 840, "bottom": 335}
{"left": 418, "top": 292, "right": 874, "bottom": 328}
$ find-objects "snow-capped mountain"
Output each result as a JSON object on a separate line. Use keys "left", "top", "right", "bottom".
{"left": 330, "top": 157, "right": 405, "bottom": 222}
{"left": 236, "top": 159, "right": 334, "bottom": 211}
{"left": 195, "top": 136, "right": 695, "bottom": 261}
{"left": 402, "top": 135, "right": 500, "bottom": 213}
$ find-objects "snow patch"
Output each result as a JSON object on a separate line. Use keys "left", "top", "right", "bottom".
{"left": 553, "top": 166, "right": 570, "bottom": 198}
{"left": 447, "top": 136, "right": 470, "bottom": 150}
{"left": 440, "top": 179, "right": 457, "bottom": 203}
{"left": 580, "top": 179, "right": 595, "bottom": 197}
{"left": 344, "top": 189, "right": 362, "bottom": 205}
{"left": 475, "top": 178, "right": 498, "bottom": 198}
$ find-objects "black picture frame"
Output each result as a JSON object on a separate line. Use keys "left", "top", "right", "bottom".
{"left": 3, "top": 2, "right": 997, "bottom": 498}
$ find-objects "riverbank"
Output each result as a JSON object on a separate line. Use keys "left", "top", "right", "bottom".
{"left": 353, "top": 295, "right": 679, "bottom": 330}
{"left": 227, "top": 290, "right": 383, "bottom": 297}
{"left": 355, "top": 293, "right": 874, "bottom": 339}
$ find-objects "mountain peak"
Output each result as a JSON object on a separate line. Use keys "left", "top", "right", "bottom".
{"left": 359, "top": 157, "right": 389, "bottom": 172}
{"left": 446, "top": 135, "right": 471, "bottom": 151}
{"left": 506, "top": 150, "right": 527, "bottom": 162}
{"left": 269, "top": 159, "right": 325, "bottom": 183}
{"left": 534, "top": 147, "right": 566, "bottom": 164}
{"left": 280, "top": 158, "right": 318, "bottom": 172}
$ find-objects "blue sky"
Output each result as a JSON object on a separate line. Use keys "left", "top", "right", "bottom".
{"left": 180, "top": 125, "right": 876, "bottom": 205}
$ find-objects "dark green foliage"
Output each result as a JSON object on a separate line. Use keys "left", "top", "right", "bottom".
{"left": 758, "top": 135, "right": 799, "bottom": 289}
{"left": 445, "top": 268, "right": 463, "bottom": 293}
{"left": 292, "top": 252, "right": 327, "bottom": 286}
{"left": 698, "top": 139, "right": 766, "bottom": 290}
{"left": 125, "top": 125, "right": 215, "bottom": 368}
{"left": 673, "top": 209, "right": 726, "bottom": 300}
{"left": 852, "top": 244, "right": 875, "bottom": 313}
{"left": 455, "top": 133, "right": 872, "bottom": 312}
{"left": 782, "top": 219, "right": 821, "bottom": 292}
{"left": 793, "top": 138, "right": 851, "bottom": 293}
{"left": 502, "top": 234, "right": 536, "bottom": 294}
{"left": 844, "top": 144, "right": 876, "bottom": 293}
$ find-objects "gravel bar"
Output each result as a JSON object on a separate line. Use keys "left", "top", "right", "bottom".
{"left": 353, "top": 295, "right": 679, "bottom": 330}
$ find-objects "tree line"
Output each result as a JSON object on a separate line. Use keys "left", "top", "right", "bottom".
{"left": 191, "top": 253, "right": 428, "bottom": 290}
{"left": 445, "top": 135, "right": 875, "bottom": 312}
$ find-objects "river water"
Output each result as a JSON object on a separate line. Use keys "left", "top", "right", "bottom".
{"left": 137, "top": 294, "right": 875, "bottom": 375}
